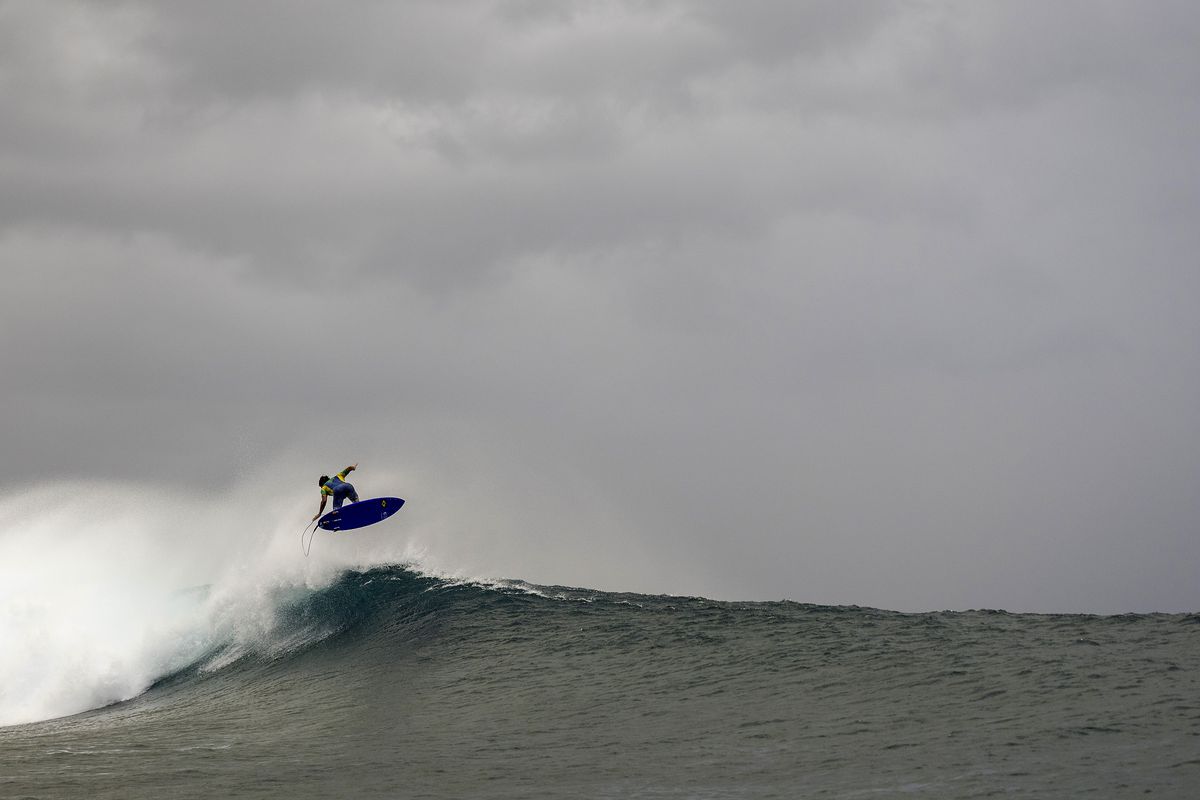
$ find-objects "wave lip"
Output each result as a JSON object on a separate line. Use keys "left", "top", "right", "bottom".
{"left": 9, "top": 563, "right": 1199, "bottom": 730}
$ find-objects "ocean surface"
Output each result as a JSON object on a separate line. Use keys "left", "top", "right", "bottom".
{"left": 2, "top": 565, "right": 1198, "bottom": 799}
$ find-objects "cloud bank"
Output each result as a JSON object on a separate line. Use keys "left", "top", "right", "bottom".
{"left": 2, "top": 1, "right": 1198, "bottom": 611}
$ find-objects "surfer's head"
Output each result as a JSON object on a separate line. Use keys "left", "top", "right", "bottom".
{"left": 318, "top": 475, "right": 330, "bottom": 487}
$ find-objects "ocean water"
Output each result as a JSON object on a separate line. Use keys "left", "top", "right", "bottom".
{"left": 2, "top": 566, "right": 1199, "bottom": 799}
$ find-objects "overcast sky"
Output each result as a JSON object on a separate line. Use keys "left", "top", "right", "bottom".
{"left": 2, "top": 0, "right": 1198, "bottom": 612}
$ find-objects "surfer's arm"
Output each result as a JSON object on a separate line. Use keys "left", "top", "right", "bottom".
{"left": 312, "top": 495, "right": 327, "bottom": 521}
{"left": 337, "top": 464, "right": 357, "bottom": 479}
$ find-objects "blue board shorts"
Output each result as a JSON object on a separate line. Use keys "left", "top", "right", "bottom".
{"left": 331, "top": 481, "right": 359, "bottom": 509}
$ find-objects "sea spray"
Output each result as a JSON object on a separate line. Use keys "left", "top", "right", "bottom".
{"left": 0, "top": 483, "right": 360, "bottom": 725}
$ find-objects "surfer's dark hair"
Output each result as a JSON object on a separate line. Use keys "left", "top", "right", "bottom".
{"left": 318, "top": 475, "right": 330, "bottom": 487}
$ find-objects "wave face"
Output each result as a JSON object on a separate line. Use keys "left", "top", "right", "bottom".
{"left": 3, "top": 566, "right": 1199, "bottom": 798}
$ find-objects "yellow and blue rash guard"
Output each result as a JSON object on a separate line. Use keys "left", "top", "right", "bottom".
{"left": 320, "top": 466, "right": 355, "bottom": 497}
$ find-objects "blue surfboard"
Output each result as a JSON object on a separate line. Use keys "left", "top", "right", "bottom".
{"left": 317, "top": 497, "right": 405, "bottom": 532}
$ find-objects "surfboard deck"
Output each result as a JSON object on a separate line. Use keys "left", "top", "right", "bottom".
{"left": 317, "top": 497, "right": 404, "bottom": 532}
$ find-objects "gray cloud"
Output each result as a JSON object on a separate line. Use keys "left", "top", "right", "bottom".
{"left": 2, "top": 1, "right": 1198, "bottom": 611}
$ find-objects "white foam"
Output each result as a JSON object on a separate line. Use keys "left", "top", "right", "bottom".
{"left": 0, "top": 482, "right": 359, "bottom": 726}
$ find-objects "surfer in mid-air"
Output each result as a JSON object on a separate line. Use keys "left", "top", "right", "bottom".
{"left": 313, "top": 463, "right": 360, "bottom": 521}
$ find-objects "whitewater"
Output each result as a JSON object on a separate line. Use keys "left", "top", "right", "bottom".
{"left": 2, "top": 489, "right": 1199, "bottom": 798}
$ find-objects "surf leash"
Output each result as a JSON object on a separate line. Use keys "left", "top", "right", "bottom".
{"left": 301, "top": 519, "right": 320, "bottom": 557}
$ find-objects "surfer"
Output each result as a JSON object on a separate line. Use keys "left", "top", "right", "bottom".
{"left": 313, "top": 463, "right": 359, "bottom": 521}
